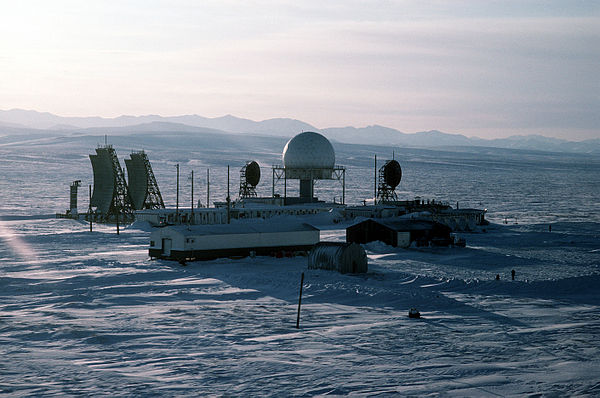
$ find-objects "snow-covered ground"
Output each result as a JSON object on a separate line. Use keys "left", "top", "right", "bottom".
{"left": 1, "top": 132, "right": 599, "bottom": 395}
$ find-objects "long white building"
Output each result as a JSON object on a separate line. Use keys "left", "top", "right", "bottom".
{"left": 149, "top": 222, "right": 320, "bottom": 261}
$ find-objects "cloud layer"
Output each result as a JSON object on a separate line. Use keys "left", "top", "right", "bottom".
{"left": 1, "top": 1, "right": 598, "bottom": 139}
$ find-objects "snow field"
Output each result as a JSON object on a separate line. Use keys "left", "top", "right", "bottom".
{"left": 1, "top": 217, "right": 599, "bottom": 396}
{"left": 1, "top": 132, "right": 599, "bottom": 395}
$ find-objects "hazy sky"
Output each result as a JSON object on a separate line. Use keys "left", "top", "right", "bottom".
{"left": 1, "top": 1, "right": 598, "bottom": 139}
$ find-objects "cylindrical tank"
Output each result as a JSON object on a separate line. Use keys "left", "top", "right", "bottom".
{"left": 308, "top": 242, "right": 367, "bottom": 274}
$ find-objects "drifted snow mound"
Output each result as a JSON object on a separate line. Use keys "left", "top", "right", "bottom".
{"left": 309, "top": 208, "right": 344, "bottom": 224}
{"left": 436, "top": 273, "right": 600, "bottom": 302}
{"left": 125, "top": 220, "right": 153, "bottom": 232}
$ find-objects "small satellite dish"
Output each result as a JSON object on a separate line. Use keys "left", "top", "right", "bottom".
{"left": 245, "top": 161, "right": 261, "bottom": 187}
{"left": 383, "top": 160, "right": 402, "bottom": 188}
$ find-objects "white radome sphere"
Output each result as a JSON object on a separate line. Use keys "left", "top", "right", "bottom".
{"left": 282, "top": 131, "right": 335, "bottom": 169}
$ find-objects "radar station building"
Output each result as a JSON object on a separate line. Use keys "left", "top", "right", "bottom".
{"left": 272, "top": 132, "right": 345, "bottom": 204}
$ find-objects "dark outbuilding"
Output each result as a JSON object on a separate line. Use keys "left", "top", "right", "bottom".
{"left": 346, "top": 218, "right": 453, "bottom": 248}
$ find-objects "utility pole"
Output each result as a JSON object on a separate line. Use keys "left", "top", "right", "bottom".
{"left": 342, "top": 169, "right": 346, "bottom": 205}
{"left": 88, "top": 184, "right": 93, "bottom": 232}
{"left": 374, "top": 154, "right": 377, "bottom": 205}
{"left": 207, "top": 168, "right": 210, "bottom": 208}
{"left": 226, "top": 165, "right": 231, "bottom": 224}
{"left": 284, "top": 169, "right": 287, "bottom": 205}
{"left": 296, "top": 272, "right": 305, "bottom": 329}
{"left": 190, "top": 170, "right": 194, "bottom": 223}
{"left": 176, "top": 163, "right": 180, "bottom": 221}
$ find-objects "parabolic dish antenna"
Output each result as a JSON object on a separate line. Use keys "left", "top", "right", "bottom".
{"left": 245, "top": 161, "right": 261, "bottom": 187}
{"left": 383, "top": 160, "right": 402, "bottom": 189}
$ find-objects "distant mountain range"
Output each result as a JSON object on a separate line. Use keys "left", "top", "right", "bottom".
{"left": 1, "top": 108, "right": 598, "bottom": 154}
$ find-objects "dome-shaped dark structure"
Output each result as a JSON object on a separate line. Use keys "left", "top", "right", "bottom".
{"left": 245, "top": 161, "right": 261, "bottom": 187}
{"left": 383, "top": 160, "right": 402, "bottom": 189}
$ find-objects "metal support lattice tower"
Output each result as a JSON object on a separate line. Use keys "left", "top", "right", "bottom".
{"left": 377, "top": 164, "right": 398, "bottom": 202}
{"left": 271, "top": 165, "right": 346, "bottom": 204}
{"left": 140, "top": 151, "right": 165, "bottom": 209}
{"left": 332, "top": 167, "right": 346, "bottom": 204}
{"left": 109, "top": 147, "right": 135, "bottom": 221}
{"left": 239, "top": 162, "right": 258, "bottom": 199}
{"left": 89, "top": 145, "right": 135, "bottom": 223}
{"left": 125, "top": 151, "right": 165, "bottom": 210}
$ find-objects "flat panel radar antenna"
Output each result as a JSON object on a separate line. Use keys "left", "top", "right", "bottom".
{"left": 125, "top": 151, "right": 165, "bottom": 210}
{"left": 239, "top": 161, "right": 260, "bottom": 198}
{"left": 89, "top": 145, "right": 135, "bottom": 222}
{"left": 377, "top": 159, "right": 402, "bottom": 202}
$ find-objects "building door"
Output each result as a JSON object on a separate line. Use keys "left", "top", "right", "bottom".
{"left": 162, "top": 238, "right": 172, "bottom": 256}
